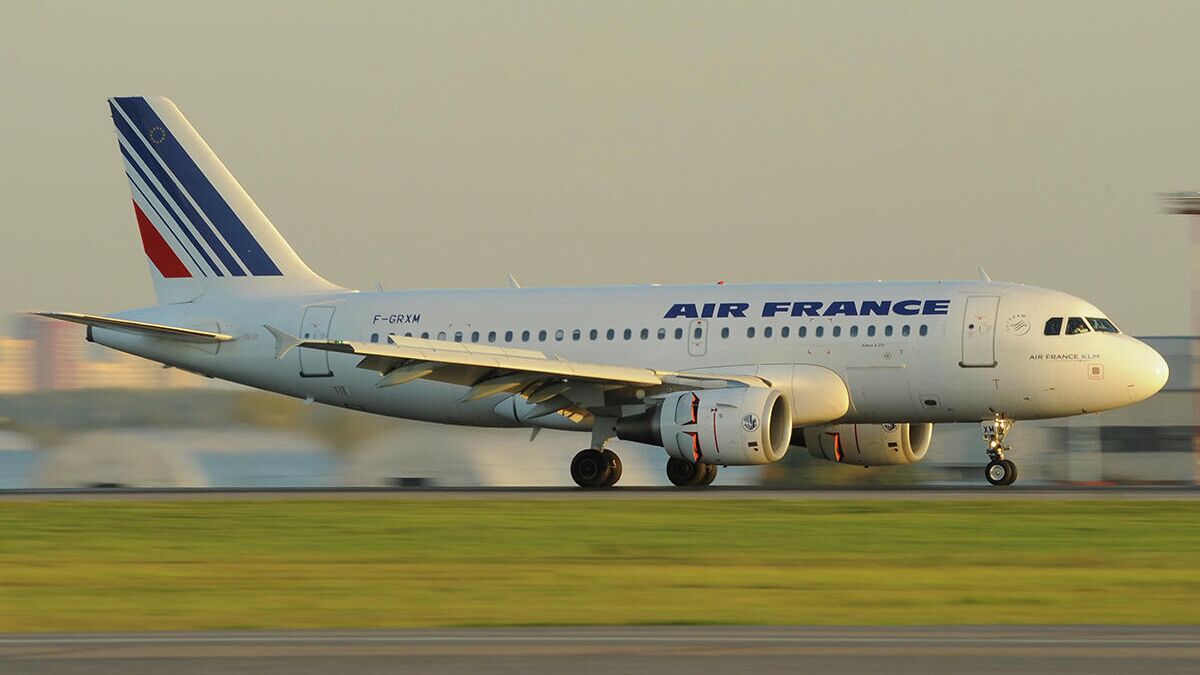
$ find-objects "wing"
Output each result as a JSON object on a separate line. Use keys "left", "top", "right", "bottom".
{"left": 265, "top": 326, "right": 761, "bottom": 423}
{"left": 36, "top": 312, "right": 235, "bottom": 344}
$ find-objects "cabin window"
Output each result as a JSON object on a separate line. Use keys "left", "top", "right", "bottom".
{"left": 884, "top": 325, "right": 893, "bottom": 337}
{"left": 867, "top": 325, "right": 876, "bottom": 337}
{"left": 763, "top": 326, "right": 773, "bottom": 338}
{"left": 674, "top": 327, "right": 684, "bottom": 339}
{"left": 487, "top": 331, "right": 497, "bottom": 342}
{"left": 572, "top": 329, "right": 581, "bottom": 341}
{"left": 901, "top": 325, "right": 911, "bottom": 337}
{"left": 781, "top": 326, "right": 790, "bottom": 338}
{"left": 815, "top": 326, "right": 824, "bottom": 338}
{"left": 607, "top": 328, "right": 616, "bottom": 340}
{"left": 1066, "top": 317, "right": 1090, "bottom": 335}
{"left": 1088, "top": 317, "right": 1119, "bottom": 333}
{"left": 370, "top": 333, "right": 379, "bottom": 343}
{"left": 521, "top": 330, "right": 530, "bottom": 341}
{"left": 470, "top": 331, "right": 479, "bottom": 342}
{"left": 555, "top": 329, "right": 564, "bottom": 341}
{"left": 438, "top": 331, "right": 447, "bottom": 340}
{"left": 589, "top": 329, "right": 598, "bottom": 340}
{"left": 721, "top": 327, "right": 730, "bottom": 338}
{"left": 747, "top": 327, "right": 756, "bottom": 338}
{"left": 538, "top": 330, "right": 548, "bottom": 341}
{"left": 657, "top": 328, "right": 667, "bottom": 340}
{"left": 798, "top": 326, "right": 807, "bottom": 338}
{"left": 623, "top": 328, "right": 632, "bottom": 340}
{"left": 849, "top": 325, "right": 858, "bottom": 337}
{"left": 504, "top": 330, "right": 513, "bottom": 342}
{"left": 1044, "top": 317, "right": 1062, "bottom": 336}
{"left": 453, "top": 331, "right": 463, "bottom": 342}
{"left": 421, "top": 332, "right": 430, "bottom": 339}
{"left": 831, "top": 325, "right": 841, "bottom": 338}
{"left": 404, "top": 332, "right": 412, "bottom": 338}
{"left": 919, "top": 324, "right": 928, "bottom": 337}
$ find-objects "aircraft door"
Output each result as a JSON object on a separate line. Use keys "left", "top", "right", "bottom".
{"left": 299, "top": 306, "right": 335, "bottom": 377}
{"left": 960, "top": 295, "right": 999, "bottom": 368}
{"left": 688, "top": 319, "right": 708, "bottom": 356}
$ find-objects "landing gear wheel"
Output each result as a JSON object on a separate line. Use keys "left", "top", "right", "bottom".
{"left": 666, "top": 457, "right": 712, "bottom": 487}
{"left": 1001, "top": 459, "right": 1018, "bottom": 486}
{"left": 601, "top": 449, "right": 623, "bottom": 487}
{"left": 571, "top": 449, "right": 612, "bottom": 488}
{"left": 698, "top": 463, "right": 719, "bottom": 486}
{"left": 985, "top": 459, "right": 1016, "bottom": 486}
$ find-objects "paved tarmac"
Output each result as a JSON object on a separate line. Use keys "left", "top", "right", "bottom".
{"left": 2, "top": 626, "right": 1198, "bottom": 674}
{"left": 1, "top": 485, "right": 1199, "bottom": 500}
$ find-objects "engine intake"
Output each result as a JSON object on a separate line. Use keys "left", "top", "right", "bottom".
{"left": 616, "top": 387, "right": 792, "bottom": 465}
{"left": 802, "top": 422, "right": 933, "bottom": 466}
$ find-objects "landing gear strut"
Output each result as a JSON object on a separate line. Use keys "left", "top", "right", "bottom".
{"left": 982, "top": 416, "right": 1018, "bottom": 486}
{"left": 666, "top": 457, "right": 718, "bottom": 487}
{"left": 571, "top": 448, "right": 622, "bottom": 488}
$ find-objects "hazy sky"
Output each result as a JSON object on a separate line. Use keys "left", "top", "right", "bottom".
{"left": 3, "top": 1, "right": 1199, "bottom": 334}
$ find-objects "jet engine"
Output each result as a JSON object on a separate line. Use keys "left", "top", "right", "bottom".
{"left": 615, "top": 387, "right": 792, "bottom": 465}
{"left": 801, "top": 422, "right": 933, "bottom": 466}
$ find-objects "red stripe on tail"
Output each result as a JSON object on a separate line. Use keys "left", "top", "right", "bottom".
{"left": 132, "top": 201, "right": 191, "bottom": 278}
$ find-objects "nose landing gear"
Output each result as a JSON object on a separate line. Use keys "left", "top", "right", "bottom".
{"left": 982, "top": 416, "right": 1018, "bottom": 486}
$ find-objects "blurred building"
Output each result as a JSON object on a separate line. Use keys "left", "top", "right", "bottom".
{"left": 0, "top": 338, "right": 34, "bottom": 393}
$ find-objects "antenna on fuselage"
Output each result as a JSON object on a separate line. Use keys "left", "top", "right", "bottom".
{"left": 507, "top": 274, "right": 522, "bottom": 289}
{"left": 978, "top": 267, "right": 992, "bottom": 282}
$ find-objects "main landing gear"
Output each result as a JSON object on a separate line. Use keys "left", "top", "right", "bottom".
{"left": 666, "top": 457, "right": 719, "bottom": 487}
{"left": 570, "top": 448, "right": 622, "bottom": 488}
{"left": 982, "top": 416, "right": 1018, "bottom": 486}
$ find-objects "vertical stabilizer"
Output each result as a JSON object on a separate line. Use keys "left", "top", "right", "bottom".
{"left": 109, "top": 96, "right": 340, "bottom": 303}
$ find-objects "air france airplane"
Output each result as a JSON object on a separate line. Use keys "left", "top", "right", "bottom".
{"left": 39, "top": 97, "right": 1170, "bottom": 487}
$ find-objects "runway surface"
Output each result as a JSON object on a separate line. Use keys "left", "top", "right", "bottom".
{"left": 2, "top": 626, "right": 1198, "bottom": 674}
{"left": 1, "top": 485, "right": 1199, "bottom": 500}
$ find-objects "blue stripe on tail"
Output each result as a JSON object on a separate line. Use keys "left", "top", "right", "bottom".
{"left": 120, "top": 144, "right": 216, "bottom": 277}
{"left": 111, "top": 97, "right": 283, "bottom": 276}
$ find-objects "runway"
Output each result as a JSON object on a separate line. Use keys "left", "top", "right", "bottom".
{"left": 2, "top": 626, "right": 1198, "bottom": 674}
{"left": 1, "top": 485, "right": 1199, "bottom": 500}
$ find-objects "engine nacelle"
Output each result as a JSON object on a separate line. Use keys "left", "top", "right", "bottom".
{"left": 615, "top": 387, "right": 792, "bottom": 465}
{"left": 802, "top": 422, "right": 933, "bottom": 466}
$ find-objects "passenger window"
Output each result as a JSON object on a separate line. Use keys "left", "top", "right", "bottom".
{"left": 763, "top": 326, "right": 773, "bottom": 338}
{"left": 487, "top": 331, "right": 496, "bottom": 342}
{"left": 1066, "top": 317, "right": 1090, "bottom": 335}
{"left": 657, "top": 328, "right": 667, "bottom": 340}
{"left": 747, "top": 327, "right": 756, "bottom": 338}
{"left": 693, "top": 326, "right": 702, "bottom": 339}
{"left": 884, "top": 325, "right": 893, "bottom": 337}
{"left": 867, "top": 325, "right": 876, "bottom": 337}
{"left": 521, "top": 330, "right": 530, "bottom": 341}
{"left": 902, "top": 325, "right": 911, "bottom": 337}
{"left": 781, "top": 326, "right": 790, "bottom": 338}
{"left": 640, "top": 328, "right": 649, "bottom": 340}
{"left": 404, "top": 332, "right": 412, "bottom": 338}
{"left": 1088, "top": 317, "right": 1119, "bottom": 333}
{"left": 919, "top": 324, "right": 928, "bottom": 337}
{"left": 370, "top": 333, "right": 379, "bottom": 343}
{"left": 832, "top": 325, "right": 841, "bottom": 338}
{"left": 471, "top": 331, "right": 480, "bottom": 342}
{"left": 798, "top": 326, "right": 807, "bottom": 338}
{"left": 421, "top": 332, "right": 430, "bottom": 339}
{"left": 623, "top": 329, "right": 632, "bottom": 340}
{"left": 815, "top": 326, "right": 824, "bottom": 338}
{"left": 721, "top": 327, "right": 730, "bottom": 338}
{"left": 538, "top": 330, "right": 548, "bottom": 341}
{"left": 589, "top": 329, "right": 598, "bottom": 340}
{"left": 849, "top": 325, "right": 858, "bottom": 338}
{"left": 675, "top": 327, "right": 684, "bottom": 339}
{"left": 438, "top": 331, "right": 447, "bottom": 340}
{"left": 1044, "top": 317, "right": 1063, "bottom": 336}
{"left": 555, "top": 329, "right": 564, "bottom": 341}
{"left": 607, "top": 329, "right": 616, "bottom": 340}
{"left": 504, "top": 330, "right": 513, "bottom": 342}
{"left": 572, "top": 329, "right": 581, "bottom": 341}
{"left": 453, "top": 331, "right": 463, "bottom": 343}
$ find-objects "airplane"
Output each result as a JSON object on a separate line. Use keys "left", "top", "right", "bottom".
{"left": 38, "top": 96, "right": 1170, "bottom": 488}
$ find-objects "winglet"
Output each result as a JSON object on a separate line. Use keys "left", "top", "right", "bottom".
{"left": 264, "top": 324, "right": 302, "bottom": 359}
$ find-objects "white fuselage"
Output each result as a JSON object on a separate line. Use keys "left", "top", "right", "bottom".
{"left": 92, "top": 279, "right": 1168, "bottom": 431}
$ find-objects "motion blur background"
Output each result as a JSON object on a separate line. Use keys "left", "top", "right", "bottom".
{"left": 3, "top": 1, "right": 1199, "bottom": 489}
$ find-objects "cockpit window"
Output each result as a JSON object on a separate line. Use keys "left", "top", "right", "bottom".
{"left": 1066, "top": 317, "right": 1091, "bottom": 335}
{"left": 1087, "top": 317, "right": 1119, "bottom": 333}
{"left": 1044, "top": 317, "right": 1062, "bottom": 336}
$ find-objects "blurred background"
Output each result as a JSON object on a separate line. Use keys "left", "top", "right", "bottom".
{"left": 0, "top": 312, "right": 1194, "bottom": 489}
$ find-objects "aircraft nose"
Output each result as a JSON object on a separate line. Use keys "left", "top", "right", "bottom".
{"left": 1128, "top": 340, "right": 1169, "bottom": 403}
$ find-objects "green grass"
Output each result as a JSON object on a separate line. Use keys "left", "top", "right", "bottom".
{"left": 1, "top": 499, "right": 1199, "bottom": 631}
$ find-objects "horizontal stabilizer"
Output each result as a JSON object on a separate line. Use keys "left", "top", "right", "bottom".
{"left": 35, "top": 312, "right": 235, "bottom": 344}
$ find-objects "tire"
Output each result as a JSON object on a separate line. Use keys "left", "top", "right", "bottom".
{"left": 601, "top": 449, "right": 623, "bottom": 487}
{"left": 698, "top": 463, "right": 719, "bottom": 486}
{"left": 571, "top": 448, "right": 612, "bottom": 488}
{"left": 985, "top": 459, "right": 1011, "bottom": 486}
{"left": 666, "top": 457, "right": 709, "bottom": 487}
{"left": 1000, "top": 459, "right": 1018, "bottom": 486}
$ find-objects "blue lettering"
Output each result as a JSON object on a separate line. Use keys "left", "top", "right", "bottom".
{"left": 791, "top": 301, "right": 823, "bottom": 317}
{"left": 664, "top": 303, "right": 698, "bottom": 319}
{"left": 762, "top": 301, "right": 791, "bottom": 318}
{"left": 719, "top": 302, "right": 749, "bottom": 318}
{"left": 923, "top": 299, "right": 950, "bottom": 315}
{"left": 823, "top": 300, "right": 859, "bottom": 317}
{"left": 701, "top": 303, "right": 716, "bottom": 318}
{"left": 894, "top": 299, "right": 921, "bottom": 316}
{"left": 859, "top": 300, "right": 890, "bottom": 316}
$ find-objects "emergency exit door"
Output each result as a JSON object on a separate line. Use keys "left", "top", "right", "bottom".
{"left": 299, "top": 306, "right": 335, "bottom": 377}
{"left": 688, "top": 319, "right": 708, "bottom": 356}
{"left": 960, "top": 295, "right": 999, "bottom": 368}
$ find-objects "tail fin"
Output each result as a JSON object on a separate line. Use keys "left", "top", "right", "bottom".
{"left": 109, "top": 96, "right": 340, "bottom": 303}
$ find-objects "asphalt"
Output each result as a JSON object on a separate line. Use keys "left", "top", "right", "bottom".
{"left": 2, "top": 626, "right": 1198, "bottom": 675}
{"left": 1, "top": 485, "right": 1199, "bottom": 500}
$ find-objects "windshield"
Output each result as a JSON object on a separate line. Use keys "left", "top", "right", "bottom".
{"left": 1066, "top": 317, "right": 1091, "bottom": 335}
{"left": 1087, "top": 317, "right": 1120, "bottom": 333}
